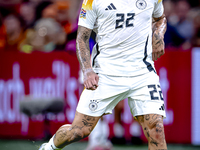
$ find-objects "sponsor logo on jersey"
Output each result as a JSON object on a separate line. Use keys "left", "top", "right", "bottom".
{"left": 136, "top": 0, "right": 147, "bottom": 10}
{"left": 105, "top": 3, "right": 117, "bottom": 10}
{"left": 89, "top": 100, "right": 99, "bottom": 111}
{"left": 158, "top": 0, "right": 162, "bottom": 3}
{"left": 80, "top": 8, "right": 86, "bottom": 19}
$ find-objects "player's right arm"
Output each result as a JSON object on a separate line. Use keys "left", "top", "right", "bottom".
{"left": 76, "top": 26, "right": 99, "bottom": 90}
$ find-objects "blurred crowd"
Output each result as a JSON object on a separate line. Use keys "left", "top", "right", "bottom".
{"left": 0, "top": 0, "right": 82, "bottom": 53}
{"left": 0, "top": 0, "right": 200, "bottom": 53}
{"left": 163, "top": 0, "right": 200, "bottom": 50}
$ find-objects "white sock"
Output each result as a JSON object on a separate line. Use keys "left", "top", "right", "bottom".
{"left": 88, "top": 119, "right": 102, "bottom": 146}
{"left": 45, "top": 124, "right": 71, "bottom": 150}
{"left": 88, "top": 119, "right": 110, "bottom": 147}
{"left": 45, "top": 135, "right": 60, "bottom": 150}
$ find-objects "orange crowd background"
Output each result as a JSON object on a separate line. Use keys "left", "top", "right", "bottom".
{"left": 0, "top": 0, "right": 200, "bottom": 54}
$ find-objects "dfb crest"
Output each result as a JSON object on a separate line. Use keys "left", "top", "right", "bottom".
{"left": 136, "top": 0, "right": 147, "bottom": 10}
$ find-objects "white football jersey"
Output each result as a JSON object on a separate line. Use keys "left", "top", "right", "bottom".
{"left": 78, "top": 0, "right": 164, "bottom": 76}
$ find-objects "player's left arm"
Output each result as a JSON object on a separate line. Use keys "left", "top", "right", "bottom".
{"left": 152, "top": 13, "right": 167, "bottom": 61}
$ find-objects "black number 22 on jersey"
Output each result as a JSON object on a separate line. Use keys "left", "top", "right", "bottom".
{"left": 115, "top": 13, "right": 135, "bottom": 29}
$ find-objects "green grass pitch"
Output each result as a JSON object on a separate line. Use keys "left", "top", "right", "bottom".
{"left": 0, "top": 139, "right": 200, "bottom": 150}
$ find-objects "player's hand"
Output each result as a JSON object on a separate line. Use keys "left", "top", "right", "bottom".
{"left": 152, "top": 32, "right": 165, "bottom": 61}
{"left": 83, "top": 68, "right": 99, "bottom": 90}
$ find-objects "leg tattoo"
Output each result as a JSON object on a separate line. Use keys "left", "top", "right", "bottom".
{"left": 139, "top": 114, "right": 167, "bottom": 150}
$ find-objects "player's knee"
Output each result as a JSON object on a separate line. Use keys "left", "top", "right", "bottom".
{"left": 82, "top": 128, "right": 92, "bottom": 138}
{"left": 143, "top": 117, "right": 166, "bottom": 147}
{"left": 71, "top": 129, "right": 86, "bottom": 142}
{"left": 68, "top": 126, "right": 91, "bottom": 142}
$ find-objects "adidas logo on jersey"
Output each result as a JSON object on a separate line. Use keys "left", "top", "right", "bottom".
{"left": 105, "top": 3, "right": 116, "bottom": 10}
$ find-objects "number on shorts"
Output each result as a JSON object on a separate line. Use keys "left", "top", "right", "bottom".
{"left": 148, "top": 84, "right": 163, "bottom": 100}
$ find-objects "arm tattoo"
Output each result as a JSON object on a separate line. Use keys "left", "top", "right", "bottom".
{"left": 155, "top": 35, "right": 164, "bottom": 47}
{"left": 153, "top": 14, "right": 167, "bottom": 38}
{"left": 76, "top": 26, "right": 92, "bottom": 73}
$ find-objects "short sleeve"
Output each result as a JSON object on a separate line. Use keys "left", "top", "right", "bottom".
{"left": 152, "top": 0, "right": 164, "bottom": 18}
{"left": 78, "top": 0, "right": 97, "bottom": 29}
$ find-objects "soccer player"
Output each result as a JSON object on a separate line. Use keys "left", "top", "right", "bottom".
{"left": 39, "top": 0, "right": 167, "bottom": 149}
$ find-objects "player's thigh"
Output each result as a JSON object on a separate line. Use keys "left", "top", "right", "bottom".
{"left": 128, "top": 71, "right": 166, "bottom": 118}
{"left": 71, "top": 111, "right": 101, "bottom": 134}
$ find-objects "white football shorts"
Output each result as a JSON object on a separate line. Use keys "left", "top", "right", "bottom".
{"left": 76, "top": 71, "right": 166, "bottom": 118}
